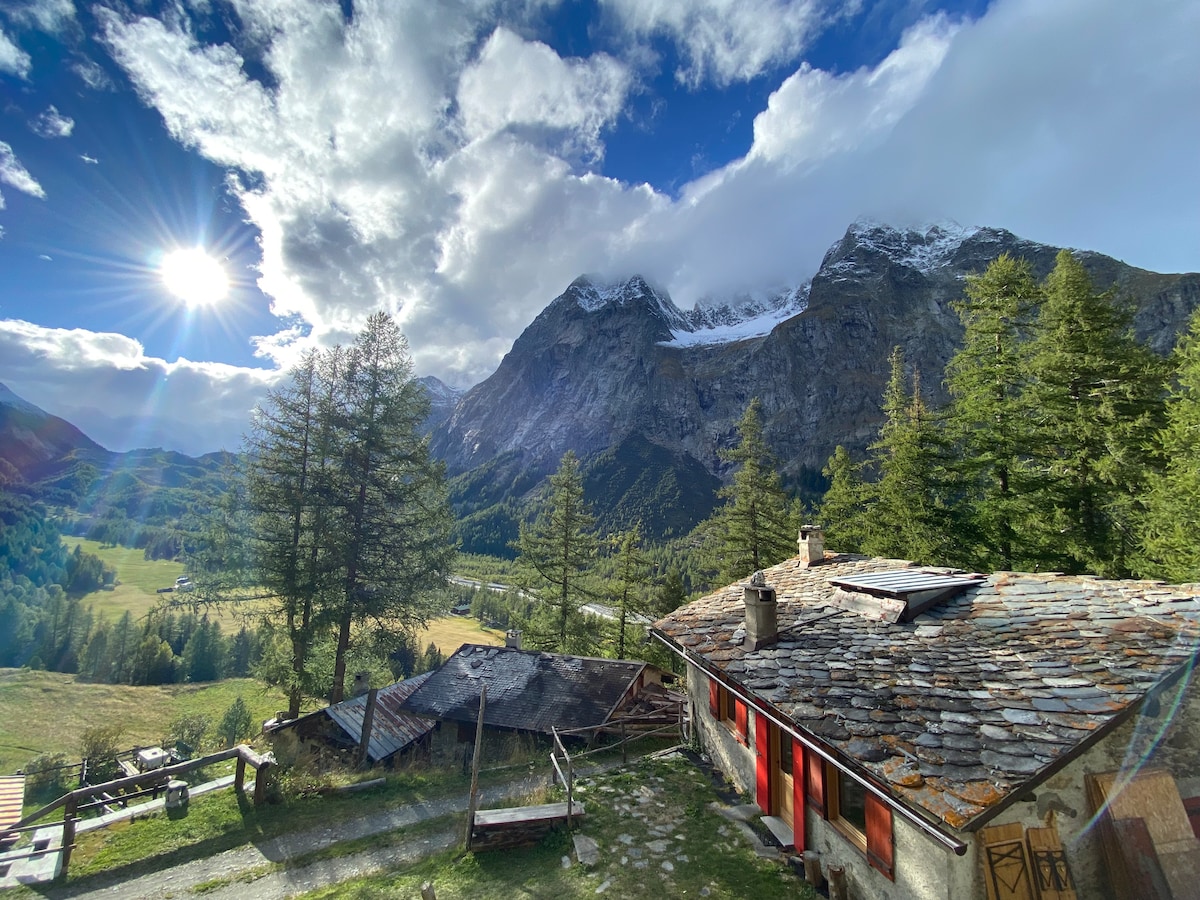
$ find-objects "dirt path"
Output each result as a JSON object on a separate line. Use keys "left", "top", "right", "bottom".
{"left": 44, "top": 774, "right": 549, "bottom": 900}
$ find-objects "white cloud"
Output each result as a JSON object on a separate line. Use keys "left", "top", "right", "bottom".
{"left": 0, "top": 28, "right": 30, "bottom": 78}
{"left": 30, "top": 105, "right": 75, "bottom": 139}
{"left": 0, "top": 142, "right": 45, "bottom": 199}
{"left": 601, "top": 0, "right": 832, "bottom": 87}
{"left": 0, "top": 319, "right": 277, "bottom": 453}
{"left": 457, "top": 27, "right": 630, "bottom": 160}
{"left": 747, "top": 16, "right": 956, "bottom": 169}
{"left": 3, "top": 0, "right": 77, "bottom": 35}
{"left": 18, "top": 0, "right": 1191, "bottom": 460}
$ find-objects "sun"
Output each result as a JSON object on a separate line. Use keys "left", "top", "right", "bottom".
{"left": 160, "top": 247, "right": 230, "bottom": 308}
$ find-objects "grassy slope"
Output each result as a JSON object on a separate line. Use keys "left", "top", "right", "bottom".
{"left": 68, "top": 538, "right": 504, "bottom": 654}
{"left": 0, "top": 669, "right": 287, "bottom": 774}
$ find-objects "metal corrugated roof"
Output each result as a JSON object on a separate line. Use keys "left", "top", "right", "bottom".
{"left": 324, "top": 672, "right": 436, "bottom": 762}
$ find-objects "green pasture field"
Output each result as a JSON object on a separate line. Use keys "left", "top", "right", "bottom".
{"left": 0, "top": 669, "right": 287, "bottom": 776}
{"left": 416, "top": 616, "right": 505, "bottom": 655}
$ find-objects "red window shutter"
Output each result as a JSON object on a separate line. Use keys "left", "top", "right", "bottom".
{"left": 735, "top": 699, "right": 748, "bottom": 744}
{"left": 708, "top": 678, "right": 720, "bottom": 717}
{"left": 793, "top": 740, "right": 807, "bottom": 851}
{"left": 754, "top": 714, "right": 770, "bottom": 811}
{"left": 805, "top": 750, "right": 826, "bottom": 815}
{"left": 865, "top": 792, "right": 895, "bottom": 880}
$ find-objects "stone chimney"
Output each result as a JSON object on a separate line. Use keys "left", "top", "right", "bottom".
{"left": 351, "top": 672, "right": 371, "bottom": 697}
{"left": 505, "top": 629, "right": 523, "bottom": 650}
{"left": 743, "top": 570, "right": 778, "bottom": 651}
{"left": 798, "top": 525, "right": 826, "bottom": 568}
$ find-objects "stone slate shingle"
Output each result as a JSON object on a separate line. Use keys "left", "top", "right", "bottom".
{"left": 401, "top": 644, "right": 646, "bottom": 735}
{"left": 653, "top": 553, "right": 1200, "bottom": 830}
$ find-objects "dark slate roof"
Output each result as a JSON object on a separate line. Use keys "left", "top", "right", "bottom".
{"left": 400, "top": 644, "right": 646, "bottom": 734}
{"left": 653, "top": 553, "right": 1200, "bottom": 832}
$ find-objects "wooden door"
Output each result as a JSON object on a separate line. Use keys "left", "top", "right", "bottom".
{"left": 772, "top": 725, "right": 794, "bottom": 827}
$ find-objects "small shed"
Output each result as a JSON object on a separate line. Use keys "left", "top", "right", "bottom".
{"left": 400, "top": 643, "right": 670, "bottom": 764}
{"left": 267, "top": 672, "right": 436, "bottom": 766}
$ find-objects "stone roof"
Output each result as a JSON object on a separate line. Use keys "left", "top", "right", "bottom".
{"left": 653, "top": 553, "right": 1200, "bottom": 831}
{"left": 401, "top": 644, "right": 647, "bottom": 734}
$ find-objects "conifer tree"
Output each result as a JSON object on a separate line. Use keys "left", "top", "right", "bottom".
{"left": 1141, "top": 308, "right": 1200, "bottom": 581}
{"left": 1023, "top": 251, "right": 1165, "bottom": 576}
{"left": 327, "top": 313, "right": 455, "bottom": 702}
{"left": 818, "top": 445, "right": 869, "bottom": 553}
{"left": 703, "top": 398, "right": 797, "bottom": 584}
{"left": 515, "top": 451, "right": 598, "bottom": 653}
{"left": 943, "top": 254, "right": 1039, "bottom": 570}
{"left": 607, "top": 524, "right": 652, "bottom": 659}
{"left": 861, "top": 349, "right": 949, "bottom": 563}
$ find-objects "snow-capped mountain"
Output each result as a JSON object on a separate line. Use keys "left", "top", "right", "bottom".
{"left": 431, "top": 221, "right": 1200, "bottom": 544}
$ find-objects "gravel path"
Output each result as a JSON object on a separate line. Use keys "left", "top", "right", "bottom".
{"left": 44, "top": 773, "right": 551, "bottom": 900}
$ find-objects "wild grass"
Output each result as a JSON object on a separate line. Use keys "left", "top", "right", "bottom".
{"left": 417, "top": 616, "right": 505, "bottom": 655}
{"left": 0, "top": 669, "right": 287, "bottom": 775}
{"left": 296, "top": 754, "right": 815, "bottom": 900}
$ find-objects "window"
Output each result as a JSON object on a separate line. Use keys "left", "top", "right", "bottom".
{"left": 707, "top": 677, "right": 749, "bottom": 745}
{"left": 809, "top": 760, "right": 894, "bottom": 881}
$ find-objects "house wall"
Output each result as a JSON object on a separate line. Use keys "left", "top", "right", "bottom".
{"left": 974, "top": 666, "right": 1200, "bottom": 900}
{"left": 426, "top": 720, "right": 550, "bottom": 772}
{"left": 687, "top": 662, "right": 978, "bottom": 900}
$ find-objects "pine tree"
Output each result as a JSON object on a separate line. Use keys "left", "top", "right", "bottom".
{"left": 703, "top": 398, "right": 797, "bottom": 584}
{"left": 943, "top": 254, "right": 1039, "bottom": 570}
{"left": 1023, "top": 251, "right": 1165, "bottom": 575}
{"left": 1141, "top": 308, "right": 1200, "bottom": 580}
{"left": 818, "top": 445, "right": 869, "bottom": 553}
{"left": 860, "top": 349, "right": 949, "bottom": 563}
{"left": 515, "top": 451, "right": 598, "bottom": 653}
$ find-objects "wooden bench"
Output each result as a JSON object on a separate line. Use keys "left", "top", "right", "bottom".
{"left": 470, "top": 801, "right": 585, "bottom": 851}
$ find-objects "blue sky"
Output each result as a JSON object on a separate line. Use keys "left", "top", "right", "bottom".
{"left": 0, "top": 0, "right": 1196, "bottom": 455}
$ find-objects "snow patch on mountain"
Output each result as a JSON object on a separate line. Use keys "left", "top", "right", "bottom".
{"left": 665, "top": 285, "right": 810, "bottom": 347}
{"left": 826, "top": 220, "right": 983, "bottom": 276}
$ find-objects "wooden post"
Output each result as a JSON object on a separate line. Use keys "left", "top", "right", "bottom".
{"left": 828, "top": 865, "right": 848, "bottom": 900}
{"left": 566, "top": 737, "right": 574, "bottom": 831}
{"left": 420, "top": 883, "right": 437, "bottom": 900}
{"left": 621, "top": 722, "right": 627, "bottom": 765}
{"left": 464, "top": 683, "right": 487, "bottom": 850}
{"left": 235, "top": 754, "right": 247, "bottom": 795}
{"left": 358, "top": 687, "right": 379, "bottom": 768}
{"left": 60, "top": 795, "right": 77, "bottom": 875}
{"left": 803, "top": 850, "right": 824, "bottom": 888}
{"left": 253, "top": 758, "right": 271, "bottom": 806}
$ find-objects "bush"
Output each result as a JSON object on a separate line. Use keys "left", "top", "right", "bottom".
{"left": 79, "top": 723, "right": 124, "bottom": 784}
{"left": 22, "top": 752, "right": 75, "bottom": 798}
{"left": 163, "top": 712, "right": 211, "bottom": 756}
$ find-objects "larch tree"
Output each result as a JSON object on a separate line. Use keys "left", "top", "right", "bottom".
{"left": 942, "top": 254, "right": 1039, "bottom": 570}
{"left": 703, "top": 398, "right": 797, "bottom": 585}
{"left": 607, "top": 523, "right": 652, "bottom": 659}
{"left": 515, "top": 450, "right": 598, "bottom": 653}
{"left": 1141, "top": 308, "right": 1200, "bottom": 581}
{"left": 1023, "top": 250, "right": 1165, "bottom": 576}
{"left": 326, "top": 312, "right": 455, "bottom": 703}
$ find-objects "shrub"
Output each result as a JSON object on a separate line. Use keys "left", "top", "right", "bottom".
{"left": 22, "top": 752, "right": 75, "bottom": 798}
{"left": 163, "top": 713, "right": 211, "bottom": 756}
{"left": 79, "top": 723, "right": 124, "bottom": 784}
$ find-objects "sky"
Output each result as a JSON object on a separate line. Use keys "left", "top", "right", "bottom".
{"left": 0, "top": 0, "right": 1197, "bottom": 456}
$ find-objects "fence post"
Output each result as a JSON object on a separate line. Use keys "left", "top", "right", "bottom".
{"left": 464, "top": 683, "right": 487, "bottom": 850}
{"left": 235, "top": 753, "right": 247, "bottom": 795}
{"left": 60, "top": 795, "right": 77, "bottom": 875}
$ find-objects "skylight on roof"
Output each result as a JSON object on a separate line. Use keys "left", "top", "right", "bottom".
{"left": 827, "top": 570, "right": 986, "bottom": 623}
{"left": 829, "top": 570, "right": 985, "bottom": 597}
